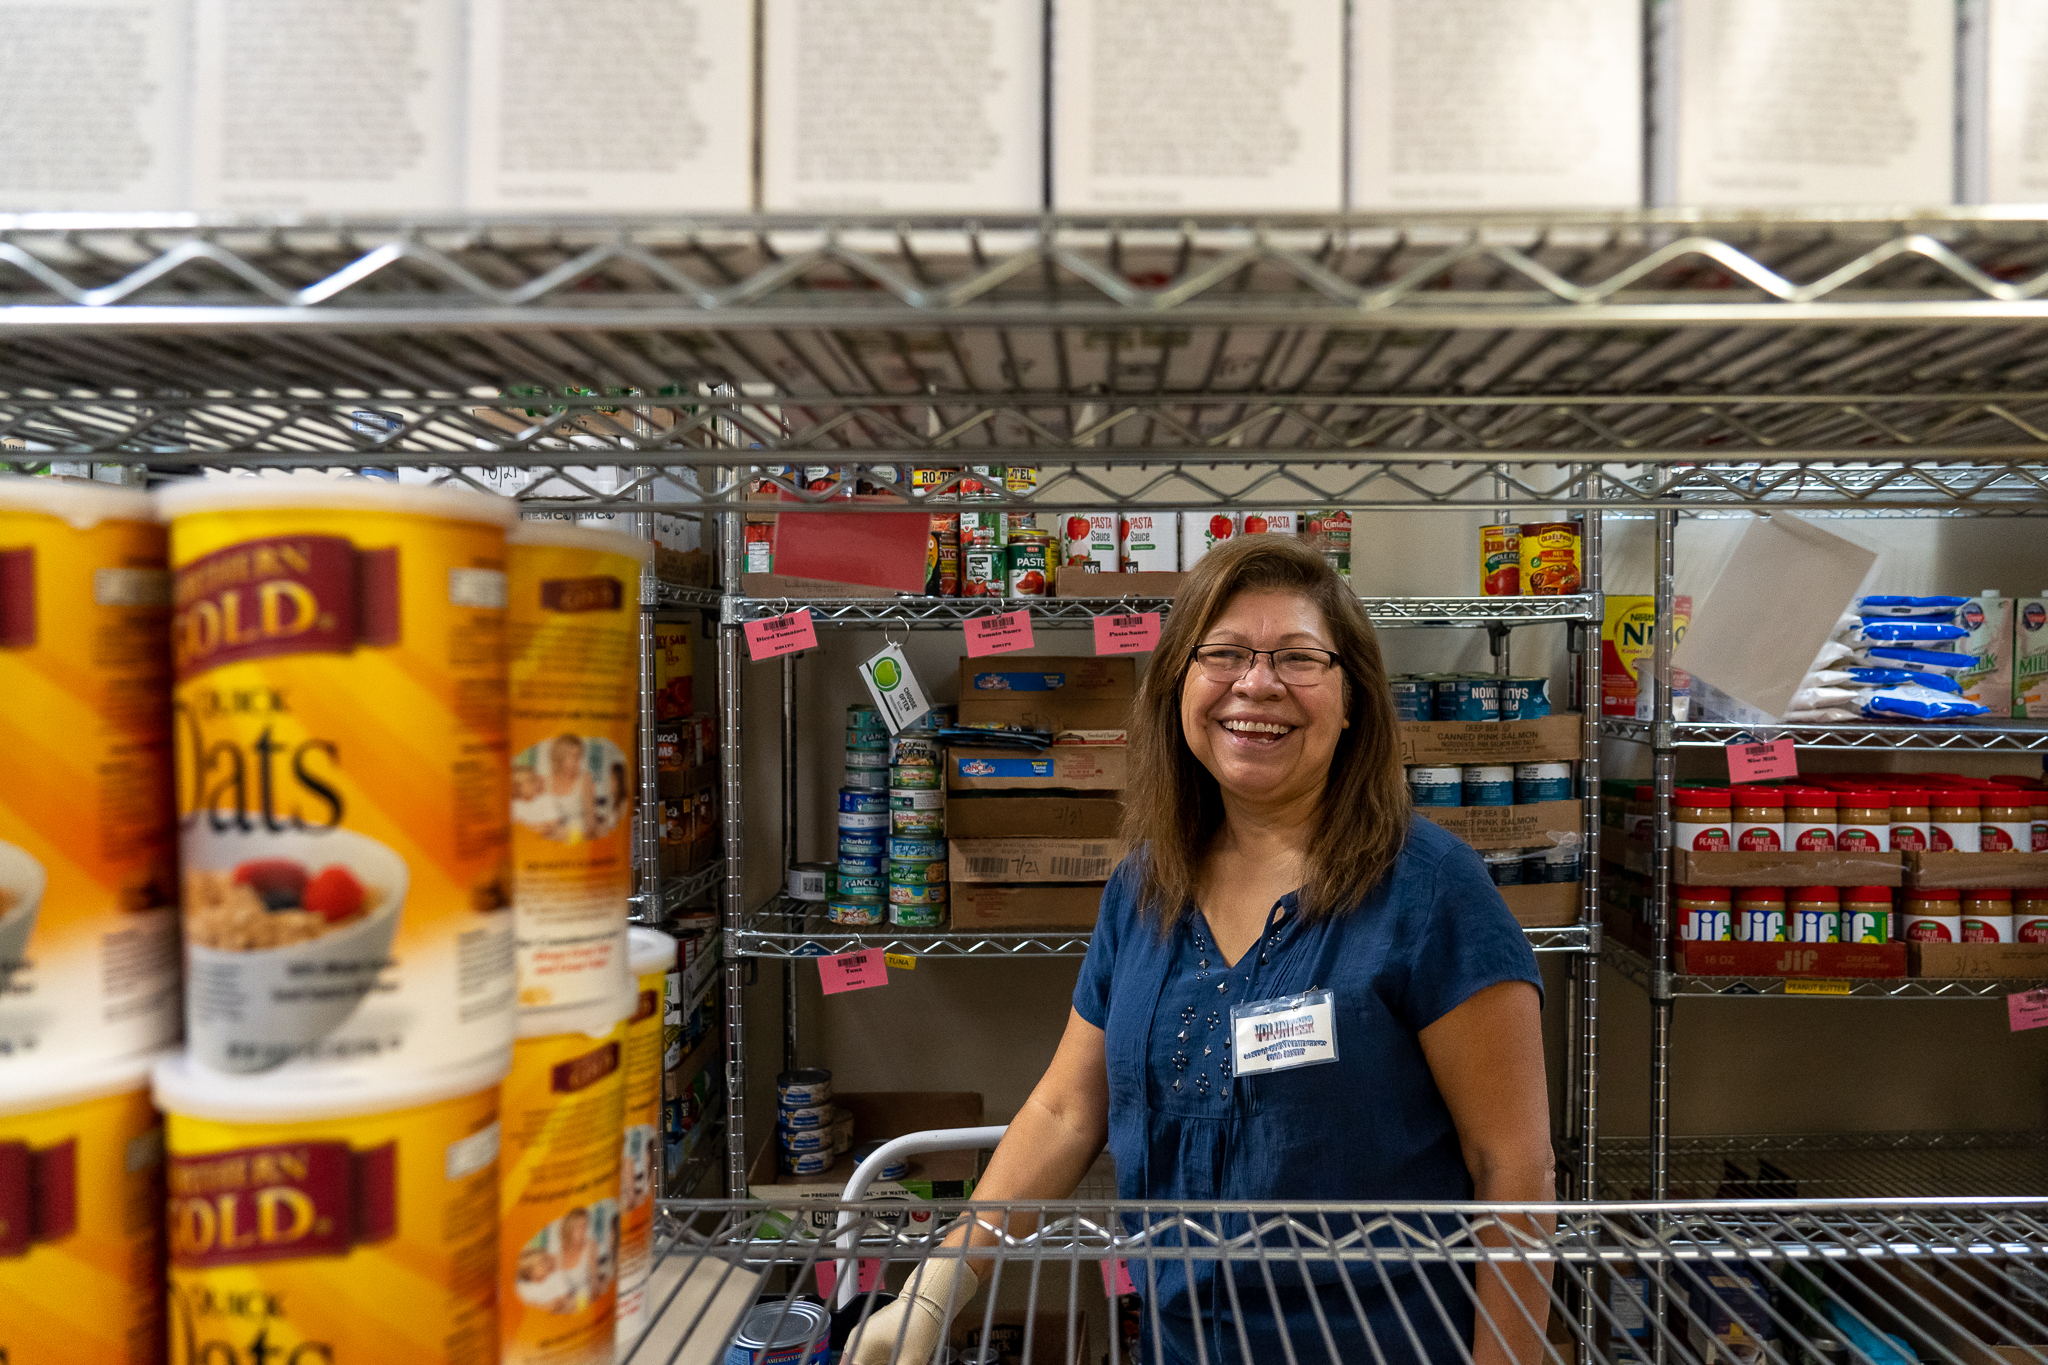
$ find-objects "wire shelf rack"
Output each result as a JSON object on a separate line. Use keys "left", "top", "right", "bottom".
{"left": 630, "top": 862, "right": 726, "bottom": 925}
{"left": 1600, "top": 717, "right": 2048, "bottom": 753}
{"left": 628, "top": 1196, "right": 2048, "bottom": 1365}
{"left": 654, "top": 579, "right": 721, "bottom": 612}
{"left": 727, "top": 593, "right": 1596, "bottom": 629}
{"left": 1596, "top": 1133, "right": 2048, "bottom": 1202}
{"left": 1601, "top": 943, "right": 2043, "bottom": 1000}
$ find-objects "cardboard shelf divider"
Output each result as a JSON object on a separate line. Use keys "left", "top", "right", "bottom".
{"left": 1905, "top": 851, "right": 2048, "bottom": 890}
{"left": 1398, "top": 713, "right": 1581, "bottom": 765}
{"left": 1497, "top": 881, "right": 1580, "bottom": 927}
{"left": 1419, "top": 800, "right": 1581, "bottom": 851}
{"left": 1676, "top": 849, "right": 1905, "bottom": 887}
{"left": 1909, "top": 942, "right": 2048, "bottom": 979}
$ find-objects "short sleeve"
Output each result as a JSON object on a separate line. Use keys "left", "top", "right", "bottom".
{"left": 1072, "top": 860, "right": 1136, "bottom": 1028}
{"left": 1396, "top": 837, "right": 1544, "bottom": 1031}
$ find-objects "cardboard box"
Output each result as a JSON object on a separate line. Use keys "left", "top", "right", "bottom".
{"left": 1909, "top": 942, "right": 2048, "bottom": 980}
{"left": 1397, "top": 713, "right": 1581, "bottom": 765}
{"left": 1055, "top": 571, "right": 1185, "bottom": 599}
{"left": 950, "top": 883, "right": 1104, "bottom": 930}
{"left": 951, "top": 839, "right": 1126, "bottom": 884}
{"left": 1499, "top": 881, "right": 1580, "bottom": 928}
{"left": 946, "top": 794, "right": 1123, "bottom": 840}
{"left": 1906, "top": 851, "right": 2048, "bottom": 890}
{"left": 957, "top": 656, "right": 1136, "bottom": 734}
{"left": 1680, "top": 941, "right": 1907, "bottom": 979}
{"left": 1418, "top": 801, "right": 1580, "bottom": 852}
{"left": 949, "top": 746, "right": 1128, "bottom": 792}
{"left": 1676, "top": 849, "right": 1905, "bottom": 888}
{"left": 748, "top": 1092, "right": 984, "bottom": 1237}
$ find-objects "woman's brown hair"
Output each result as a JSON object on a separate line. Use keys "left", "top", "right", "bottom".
{"left": 1119, "top": 533, "right": 1411, "bottom": 928}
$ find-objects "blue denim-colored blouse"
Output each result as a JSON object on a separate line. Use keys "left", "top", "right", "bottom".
{"left": 1072, "top": 817, "right": 1544, "bottom": 1365}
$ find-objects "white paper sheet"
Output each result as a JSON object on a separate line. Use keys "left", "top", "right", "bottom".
{"left": 1982, "top": 0, "right": 2048, "bottom": 202}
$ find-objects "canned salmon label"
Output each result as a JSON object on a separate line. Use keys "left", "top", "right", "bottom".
{"left": 616, "top": 953, "right": 667, "bottom": 1313}
{"left": 167, "top": 488, "right": 516, "bottom": 1075}
{"left": 0, "top": 1066, "right": 165, "bottom": 1365}
{"left": 0, "top": 487, "right": 180, "bottom": 1066}
{"left": 508, "top": 529, "right": 645, "bottom": 1028}
{"left": 1479, "top": 525, "right": 1520, "bottom": 596}
{"left": 165, "top": 1081, "right": 501, "bottom": 1365}
{"left": 501, "top": 1026, "right": 625, "bottom": 1365}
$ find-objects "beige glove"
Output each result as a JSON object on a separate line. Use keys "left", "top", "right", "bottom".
{"left": 842, "top": 1255, "right": 980, "bottom": 1365}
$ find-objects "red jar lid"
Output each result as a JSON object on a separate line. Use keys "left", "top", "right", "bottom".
{"left": 1674, "top": 788, "right": 1733, "bottom": 808}
{"left": 1789, "top": 886, "right": 1840, "bottom": 902}
{"left": 1730, "top": 786, "right": 1786, "bottom": 807}
{"left": 1963, "top": 888, "right": 2014, "bottom": 900}
{"left": 1633, "top": 785, "right": 1654, "bottom": 802}
{"left": 1782, "top": 788, "right": 1839, "bottom": 808}
{"left": 1735, "top": 886, "right": 1787, "bottom": 901}
{"left": 1929, "top": 789, "right": 1984, "bottom": 807}
{"left": 1677, "top": 886, "right": 1732, "bottom": 900}
{"left": 1842, "top": 886, "right": 1894, "bottom": 901}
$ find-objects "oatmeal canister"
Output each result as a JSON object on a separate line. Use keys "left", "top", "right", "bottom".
{"left": 156, "top": 1050, "right": 508, "bottom": 1365}
{"left": 616, "top": 929, "right": 675, "bottom": 1346}
{"left": 0, "top": 1050, "right": 168, "bottom": 1365}
{"left": 0, "top": 478, "right": 180, "bottom": 1067}
{"left": 162, "top": 478, "right": 518, "bottom": 1076}
{"left": 507, "top": 522, "right": 649, "bottom": 1037}
{"left": 501, "top": 1015, "right": 627, "bottom": 1365}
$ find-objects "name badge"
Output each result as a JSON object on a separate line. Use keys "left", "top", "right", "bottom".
{"left": 1229, "top": 989, "right": 1339, "bottom": 1077}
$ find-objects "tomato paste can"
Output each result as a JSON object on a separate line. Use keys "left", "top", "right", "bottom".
{"left": 925, "top": 515, "right": 959, "bottom": 596}
{"left": 1518, "top": 521, "right": 1582, "bottom": 596}
{"left": 1480, "top": 524, "right": 1521, "bottom": 596}
{"left": 963, "top": 547, "right": 1002, "bottom": 597}
{"left": 1006, "top": 533, "right": 1052, "bottom": 597}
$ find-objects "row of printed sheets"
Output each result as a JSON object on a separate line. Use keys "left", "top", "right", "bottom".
{"left": 3, "top": 0, "right": 2044, "bottom": 214}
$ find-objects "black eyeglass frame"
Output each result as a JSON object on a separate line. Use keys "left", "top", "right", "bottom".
{"left": 1184, "top": 644, "right": 1344, "bottom": 684}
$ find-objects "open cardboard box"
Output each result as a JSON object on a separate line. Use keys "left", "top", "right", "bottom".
{"left": 1498, "top": 882, "right": 1580, "bottom": 927}
{"left": 954, "top": 1311, "right": 1089, "bottom": 1365}
{"left": 952, "top": 838, "right": 1127, "bottom": 884}
{"left": 1676, "top": 849, "right": 1904, "bottom": 887}
{"left": 948, "top": 794, "right": 1123, "bottom": 840}
{"left": 1909, "top": 942, "right": 2048, "bottom": 979}
{"left": 1398, "top": 714, "right": 1581, "bottom": 765}
{"left": 951, "top": 883, "right": 1104, "bottom": 929}
{"left": 749, "top": 1092, "right": 984, "bottom": 1238}
{"left": 1418, "top": 800, "right": 1579, "bottom": 851}
{"left": 1906, "top": 851, "right": 2048, "bottom": 889}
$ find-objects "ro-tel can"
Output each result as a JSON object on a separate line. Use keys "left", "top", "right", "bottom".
{"left": 1062, "top": 512, "right": 1119, "bottom": 571}
{"left": 1479, "top": 524, "right": 1521, "bottom": 596}
{"left": 157, "top": 1049, "right": 509, "bottom": 1365}
{"left": 963, "top": 546, "right": 1002, "bottom": 597}
{"left": 1788, "top": 887, "right": 1841, "bottom": 944}
{"left": 889, "top": 762, "right": 940, "bottom": 790}
{"left": 2015, "top": 888, "right": 2048, "bottom": 943}
{"left": 508, "top": 523, "right": 648, "bottom": 1036}
{"left": 743, "top": 521, "right": 774, "bottom": 573}
{"left": 889, "top": 857, "right": 949, "bottom": 886}
{"left": 839, "top": 787, "right": 888, "bottom": 815}
{"left": 838, "top": 830, "right": 885, "bottom": 860}
{"left": 1499, "top": 676, "right": 1551, "bottom": 720}
{"left": 1181, "top": 512, "right": 1241, "bottom": 568}
{"left": 1517, "top": 521, "right": 1582, "bottom": 596}
{"left": 1007, "top": 531, "right": 1053, "bottom": 597}
{"left": 845, "top": 747, "right": 889, "bottom": 771}
{"left": 959, "top": 510, "right": 1005, "bottom": 550}
{"left": 1842, "top": 886, "right": 1894, "bottom": 944}
{"left": 1677, "top": 886, "right": 1733, "bottom": 942}
{"left": 1408, "top": 766, "right": 1463, "bottom": 807}
{"left": 1482, "top": 849, "right": 1524, "bottom": 885}
{"left": 925, "top": 514, "right": 960, "bottom": 596}
{"left": 851, "top": 1140, "right": 908, "bottom": 1182}
{"left": 1903, "top": 889, "right": 1962, "bottom": 942}
{"left": 777, "top": 1069, "right": 832, "bottom": 1109}
{"left": 847, "top": 703, "right": 886, "bottom": 733}
{"left": 842, "top": 767, "right": 889, "bottom": 792}
{"left": 1301, "top": 510, "right": 1351, "bottom": 576}
{"left": 890, "top": 735, "right": 939, "bottom": 767}
{"left": 891, "top": 835, "right": 947, "bottom": 861}
{"left": 1514, "top": 762, "right": 1573, "bottom": 804}
{"left": 163, "top": 477, "right": 517, "bottom": 1077}
{"left": 0, "top": 1050, "right": 167, "bottom": 1364}
{"left": 786, "top": 862, "right": 832, "bottom": 902}
{"left": 1961, "top": 889, "right": 2014, "bottom": 943}
{"left": 1734, "top": 887, "right": 1787, "bottom": 943}
{"left": 835, "top": 868, "right": 885, "bottom": 900}
{"left": 1389, "top": 676, "right": 1432, "bottom": 722}
{"left": 826, "top": 899, "right": 883, "bottom": 926}
{"left": 1118, "top": 512, "right": 1177, "bottom": 572}
{"left": 616, "top": 929, "right": 675, "bottom": 1344}
{"left": 1463, "top": 765, "right": 1514, "bottom": 807}
{"left": 890, "top": 900, "right": 946, "bottom": 928}
{"left": 0, "top": 479, "right": 179, "bottom": 1069}
{"left": 836, "top": 853, "right": 882, "bottom": 878}
{"left": 729, "top": 1300, "right": 831, "bottom": 1364}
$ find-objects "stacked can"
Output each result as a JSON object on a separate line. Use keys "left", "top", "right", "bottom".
{"left": 835, "top": 706, "right": 891, "bottom": 924}
{"left": 776, "top": 1069, "right": 851, "bottom": 1175}
{"left": 844, "top": 702, "right": 890, "bottom": 792}
{"left": 888, "top": 729, "right": 949, "bottom": 928}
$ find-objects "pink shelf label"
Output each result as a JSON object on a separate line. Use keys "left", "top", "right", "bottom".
{"left": 814, "top": 1258, "right": 884, "bottom": 1298}
{"left": 1726, "top": 738, "right": 1798, "bottom": 782}
{"left": 819, "top": 949, "right": 888, "bottom": 995}
{"left": 1093, "top": 611, "right": 1162, "bottom": 655}
{"left": 1099, "top": 1258, "right": 1137, "bottom": 1298}
{"left": 965, "top": 610, "right": 1035, "bottom": 657}
{"left": 2010, "top": 989, "right": 2048, "bottom": 1032}
{"left": 744, "top": 608, "right": 819, "bottom": 660}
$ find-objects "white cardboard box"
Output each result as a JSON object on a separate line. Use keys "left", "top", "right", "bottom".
{"left": 1973, "top": 0, "right": 2048, "bottom": 202}
{"left": 1351, "top": 0, "right": 1642, "bottom": 209}
{"left": 1052, "top": 0, "right": 1343, "bottom": 210}
{"left": 761, "top": 0, "right": 1044, "bottom": 211}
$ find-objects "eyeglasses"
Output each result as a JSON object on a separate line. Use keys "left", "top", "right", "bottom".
{"left": 1187, "top": 644, "right": 1342, "bottom": 685}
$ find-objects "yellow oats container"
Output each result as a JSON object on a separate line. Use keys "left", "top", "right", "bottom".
{"left": 507, "top": 522, "right": 650, "bottom": 1038}
{"left": 502, "top": 1013, "right": 629, "bottom": 1365}
{"left": 0, "top": 1050, "right": 170, "bottom": 1365}
{"left": 155, "top": 1050, "right": 507, "bottom": 1365}
{"left": 0, "top": 478, "right": 180, "bottom": 1068}
{"left": 159, "top": 478, "right": 517, "bottom": 1078}
{"left": 616, "top": 928, "right": 676, "bottom": 1346}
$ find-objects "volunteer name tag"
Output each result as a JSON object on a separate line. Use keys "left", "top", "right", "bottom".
{"left": 1229, "top": 989, "right": 1339, "bottom": 1076}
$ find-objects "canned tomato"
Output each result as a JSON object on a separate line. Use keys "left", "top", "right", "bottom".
{"left": 743, "top": 522, "right": 773, "bottom": 573}
{"left": 1302, "top": 510, "right": 1350, "bottom": 576}
{"left": 838, "top": 787, "right": 888, "bottom": 814}
{"left": 1061, "top": 512, "right": 1118, "bottom": 571}
{"left": 826, "top": 899, "right": 883, "bottom": 926}
{"left": 890, "top": 788, "right": 946, "bottom": 813}
{"left": 890, "top": 735, "right": 939, "bottom": 767}
{"left": 835, "top": 870, "right": 884, "bottom": 899}
{"left": 959, "top": 511, "right": 1004, "bottom": 550}
{"left": 786, "top": 862, "right": 832, "bottom": 901}
{"left": 1007, "top": 535, "right": 1052, "bottom": 597}
{"left": 889, "top": 881, "right": 949, "bottom": 907}
{"left": 1480, "top": 525, "right": 1521, "bottom": 596}
{"left": 890, "top": 835, "right": 946, "bottom": 861}
{"left": 1518, "top": 521, "right": 1582, "bottom": 595}
{"left": 1515, "top": 762, "right": 1573, "bottom": 803}
{"left": 925, "top": 515, "right": 960, "bottom": 597}
{"left": 1389, "top": 677, "right": 1431, "bottom": 722}
{"left": 1408, "top": 766, "right": 1463, "bottom": 807}
{"left": 963, "top": 547, "right": 1001, "bottom": 597}
{"left": 892, "top": 809, "right": 946, "bottom": 836}
{"left": 890, "top": 901, "right": 945, "bottom": 928}
{"left": 0, "top": 479, "right": 179, "bottom": 1068}
{"left": 616, "top": 929, "right": 675, "bottom": 1344}
{"left": 163, "top": 477, "right": 516, "bottom": 1077}
{"left": 731, "top": 1301, "right": 831, "bottom": 1364}
{"left": 888, "top": 857, "right": 948, "bottom": 886}
{"left": 1499, "top": 676, "right": 1551, "bottom": 720}
{"left": 776, "top": 1069, "right": 832, "bottom": 1109}
{"left": 889, "top": 764, "right": 940, "bottom": 790}
{"left": 1463, "top": 766, "right": 1514, "bottom": 807}
{"left": 1117, "top": 512, "right": 1176, "bottom": 572}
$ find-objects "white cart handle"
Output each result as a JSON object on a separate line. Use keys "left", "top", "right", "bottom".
{"left": 833, "top": 1125, "right": 1008, "bottom": 1310}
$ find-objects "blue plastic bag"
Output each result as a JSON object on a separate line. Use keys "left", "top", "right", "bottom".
{"left": 1861, "top": 686, "right": 1991, "bottom": 720}
{"left": 1857, "top": 646, "right": 1982, "bottom": 675}
{"left": 1843, "top": 667, "right": 1961, "bottom": 694}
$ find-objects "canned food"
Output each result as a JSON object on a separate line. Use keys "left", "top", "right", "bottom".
{"left": 1522, "top": 847, "right": 1582, "bottom": 884}
{"left": 1480, "top": 525, "right": 1521, "bottom": 596}
{"left": 842, "top": 768, "right": 889, "bottom": 791}
{"left": 838, "top": 831, "right": 885, "bottom": 859}
{"left": 731, "top": 1301, "right": 831, "bottom": 1363}
{"left": 888, "top": 857, "right": 948, "bottom": 886}
{"left": 1007, "top": 535, "right": 1053, "bottom": 597}
{"left": 617, "top": 929, "right": 674, "bottom": 1342}
{"left": 1389, "top": 676, "right": 1431, "bottom": 722}
{"left": 744, "top": 522, "right": 774, "bottom": 573}
{"left": 890, "top": 901, "right": 945, "bottom": 928}
{"left": 892, "top": 809, "right": 946, "bottom": 836}
{"left": 826, "top": 899, "right": 883, "bottom": 926}
{"left": 1433, "top": 676, "right": 1497, "bottom": 722}
{"left": 845, "top": 748, "right": 889, "bottom": 770}
{"left": 959, "top": 510, "right": 1004, "bottom": 549}
{"left": 890, "top": 735, "right": 939, "bottom": 767}
{"left": 890, "top": 788, "right": 946, "bottom": 813}
{"left": 889, "top": 882, "right": 949, "bottom": 907}
{"left": 1061, "top": 512, "right": 1118, "bottom": 572}
{"left": 926, "top": 517, "right": 960, "bottom": 597}
{"left": 903, "top": 705, "right": 952, "bottom": 733}
{"left": 847, "top": 704, "right": 886, "bottom": 732}
{"left": 1514, "top": 762, "right": 1573, "bottom": 804}
{"left": 779, "top": 1125, "right": 834, "bottom": 1153}
{"left": 963, "top": 547, "right": 1001, "bottom": 597}
{"left": 844, "top": 728, "right": 891, "bottom": 753}
{"left": 1408, "top": 766, "right": 1463, "bottom": 807}
{"left": 1302, "top": 510, "right": 1350, "bottom": 576}
{"left": 780, "top": 1150, "right": 833, "bottom": 1177}
{"left": 837, "top": 809, "right": 886, "bottom": 832}
{"left": 889, "top": 763, "right": 940, "bottom": 790}
{"left": 1463, "top": 765, "right": 1515, "bottom": 807}
{"left": 835, "top": 870, "right": 885, "bottom": 899}
{"left": 1483, "top": 849, "right": 1524, "bottom": 885}
{"left": 890, "top": 835, "right": 947, "bottom": 861}
{"left": 776, "top": 1069, "right": 832, "bottom": 1109}
{"left": 838, "top": 787, "right": 888, "bottom": 814}
{"left": 1499, "top": 676, "right": 1552, "bottom": 720}
{"left": 1518, "top": 521, "right": 1582, "bottom": 596}
{"left": 778, "top": 1102, "right": 833, "bottom": 1131}
{"left": 785, "top": 863, "right": 832, "bottom": 902}
{"left": 851, "top": 1141, "right": 908, "bottom": 1181}
{"left": 837, "top": 853, "right": 882, "bottom": 878}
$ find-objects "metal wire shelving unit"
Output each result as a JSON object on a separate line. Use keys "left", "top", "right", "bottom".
{"left": 1600, "top": 942, "right": 2040, "bottom": 1001}
{"left": 729, "top": 593, "right": 1596, "bottom": 628}
{"left": 1595, "top": 1132, "right": 2048, "bottom": 1202}
{"left": 1600, "top": 717, "right": 2048, "bottom": 753}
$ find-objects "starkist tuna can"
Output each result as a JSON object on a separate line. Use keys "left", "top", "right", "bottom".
{"left": 0, "top": 478, "right": 180, "bottom": 1069}
{"left": 615, "top": 930, "right": 673, "bottom": 1346}
{"left": 161, "top": 477, "right": 517, "bottom": 1078}
{"left": 508, "top": 522, "right": 650, "bottom": 1038}
{"left": 0, "top": 1050, "right": 169, "bottom": 1365}
{"left": 156, "top": 1049, "right": 509, "bottom": 1365}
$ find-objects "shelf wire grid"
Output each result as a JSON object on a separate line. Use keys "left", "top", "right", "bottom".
{"left": 1601, "top": 717, "right": 2048, "bottom": 754}
{"left": 727, "top": 593, "right": 1595, "bottom": 629}
{"left": 630, "top": 1196, "right": 2048, "bottom": 1365}
{"left": 1598, "top": 1133, "right": 2048, "bottom": 1202}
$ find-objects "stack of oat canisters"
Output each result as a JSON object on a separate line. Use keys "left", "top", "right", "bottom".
{"left": 0, "top": 474, "right": 675, "bottom": 1365}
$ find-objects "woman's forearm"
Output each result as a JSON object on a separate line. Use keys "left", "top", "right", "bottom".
{"left": 1469, "top": 1166, "right": 1558, "bottom": 1365}
{"left": 943, "top": 1086, "right": 1108, "bottom": 1272}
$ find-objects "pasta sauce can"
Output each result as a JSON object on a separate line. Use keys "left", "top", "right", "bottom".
{"left": 162, "top": 478, "right": 518, "bottom": 1077}
{"left": 0, "top": 479, "right": 181, "bottom": 1069}
{"left": 157, "top": 1049, "right": 509, "bottom": 1365}
{"left": 508, "top": 523, "right": 650, "bottom": 1038}
{"left": 616, "top": 929, "right": 675, "bottom": 1346}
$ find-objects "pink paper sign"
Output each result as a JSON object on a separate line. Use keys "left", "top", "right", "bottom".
{"left": 1093, "top": 611, "right": 1162, "bottom": 655}
{"left": 815, "top": 1259, "right": 884, "bottom": 1298}
{"left": 744, "top": 608, "right": 819, "bottom": 661}
{"left": 819, "top": 949, "right": 888, "bottom": 995}
{"left": 1726, "top": 738, "right": 1799, "bottom": 783}
{"left": 1099, "top": 1258, "right": 1137, "bottom": 1298}
{"left": 964, "top": 610, "right": 1035, "bottom": 657}
{"left": 2009, "top": 989, "right": 2048, "bottom": 1032}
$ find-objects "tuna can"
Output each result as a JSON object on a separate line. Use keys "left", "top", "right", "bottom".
{"left": 890, "top": 835, "right": 947, "bottom": 861}
{"left": 847, "top": 704, "right": 886, "bottom": 733}
{"left": 777, "top": 1070, "right": 831, "bottom": 1109}
{"left": 1514, "top": 762, "right": 1573, "bottom": 803}
{"left": 1408, "top": 766, "right": 1463, "bottom": 807}
{"left": 778, "top": 1102, "right": 833, "bottom": 1131}
{"left": 837, "top": 830, "right": 885, "bottom": 860}
{"left": 903, "top": 705, "right": 952, "bottom": 733}
{"left": 835, "top": 869, "right": 885, "bottom": 900}
{"left": 844, "top": 728, "right": 890, "bottom": 753}
{"left": 963, "top": 547, "right": 1002, "bottom": 597}
{"left": 785, "top": 863, "right": 832, "bottom": 902}
{"left": 890, "top": 901, "right": 945, "bottom": 928}
{"left": 1480, "top": 524, "right": 1521, "bottom": 596}
{"left": 1499, "top": 676, "right": 1552, "bottom": 720}
{"left": 844, "top": 748, "right": 889, "bottom": 770}
{"left": 890, "top": 788, "right": 946, "bottom": 813}
{"left": 851, "top": 1141, "right": 908, "bottom": 1181}
{"left": 1518, "top": 521, "right": 1582, "bottom": 595}
{"left": 1483, "top": 849, "right": 1524, "bottom": 885}
{"left": 837, "top": 809, "right": 886, "bottom": 834}
{"left": 1463, "top": 766, "right": 1515, "bottom": 807}
{"left": 779, "top": 1150, "right": 833, "bottom": 1178}
{"left": 890, "top": 735, "right": 939, "bottom": 767}
{"left": 837, "top": 853, "right": 882, "bottom": 878}
{"left": 838, "top": 787, "right": 888, "bottom": 815}
{"left": 1389, "top": 677, "right": 1432, "bottom": 722}
{"left": 826, "top": 899, "right": 883, "bottom": 926}
{"left": 892, "top": 808, "right": 946, "bottom": 836}
{"left": 779, "top": 1125, "right": 833, "bottom": 1154}
{"left": 889, "top": 858, "right": 948, "bottom": 886}
{"left": 889, "top": 763, "right": 940, "bottom": 791}
{"left": 731, "top": 1300, "right": 831, "bottom": 1363}
{"left": 888, "top": 881, "right": 948, "bottom": 907}
{"left": 842, "top": 768, "right": 889, "bottom": 792}
{"left": 1006, "top": 535, "right": 1053, "bottom": 597}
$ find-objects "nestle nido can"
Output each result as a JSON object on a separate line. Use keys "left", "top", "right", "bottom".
{"left": 1499, "top": 676, "right": 1552, "bottom": 720}
{"left": 1407, "top": 766, "right": 1463, "bottom": 807}
{"left": 616, "top": 929, "right": 675, "bottom": 1345}
{"left": 157, "top": 1050, "right": 510, "bottom": 1365}
{"left": 1514, "top": 762, "right": 1573, "bottom": 803}
{"left": 162, "top": 477, "right": 518, "bottom": 1077}
{"left": 0, "top": 479, "right": 180, "bottom": 1069}
{"left": 777, "top": 1069, "right": 832, "bottom": 1109}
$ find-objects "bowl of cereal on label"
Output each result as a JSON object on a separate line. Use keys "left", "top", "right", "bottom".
{"left": 181, "top": 827, "right": 407, "bottom": 1073}
{"left": 0, "top": 840, "right": 46, "bottom": 979}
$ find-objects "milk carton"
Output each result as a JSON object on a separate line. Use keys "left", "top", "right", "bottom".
{"left": 1956, "top": 592, "right": 2014, "bottom": 714}
{"left": 2017, "top": 594, "right": 2048, "bottom": 717}
{"left": 1181, "top": 513, "right": 1242, "bottom": 568}
{"left": 1117, "top": 513, "right": 1176, "bottom": 573}
{"left": 1061, "top": 513, "right": 1118, "bottom": 573}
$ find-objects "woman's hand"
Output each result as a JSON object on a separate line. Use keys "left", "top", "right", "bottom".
{"left": 841, "top": 1258, "right": 978, "bottom": 1364}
